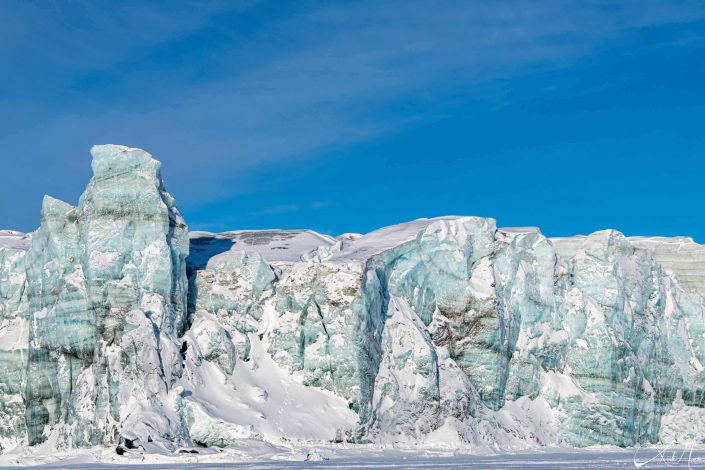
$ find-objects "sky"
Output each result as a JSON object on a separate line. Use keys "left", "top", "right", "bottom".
{"left": 2, "top": 1, "right": 704, "bottom": 240}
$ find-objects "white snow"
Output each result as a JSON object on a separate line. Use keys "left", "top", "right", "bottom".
{"left": 189, "top": 230, "right": 336, "bottom": 265}
{"left": 328, "top": 216, "right": 467, "bottom": 262}
{"left": 2, "top": 445, "right": 704, "bottom": 468}
{"left": 181, "top": 330, "right": 359, "bottom": 445}
{"left": 0, "top": 318, "right": 28, "bottom": 351}
{"left": 0, "top": 231, "right": 31, "bottom": 251}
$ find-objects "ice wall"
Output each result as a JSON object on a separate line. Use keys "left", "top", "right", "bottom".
{"left": 0, "top": 232, "right": 30, "bottom": 448}
{"left": 5, "top": 145, "right": 190, "bottom": 450}
{"left": 1, "top": 144, "right": 704, "bottom": 454}
{"left": 189, "top": 215, "right": 705, "bottom": 448}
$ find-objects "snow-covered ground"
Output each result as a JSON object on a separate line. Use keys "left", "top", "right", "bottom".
{"left": 0, "top": 231, "right": 31, "bottom": 251}
{"left": 189, "top": 230, "right": 336, "bottom": 267}
{"left": 2, "top": 446, "right": 704, "bottom": 469}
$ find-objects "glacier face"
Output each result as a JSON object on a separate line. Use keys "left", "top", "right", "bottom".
{"left": 5, "top": 145, "right": 190, "bottom": 451}
{"left": 0, "top": 145, "right": 705, "bottom": 456}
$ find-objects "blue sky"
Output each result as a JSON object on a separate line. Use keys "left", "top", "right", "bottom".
{"left": 2, "top": 1, "right": 704, "bottom": 240}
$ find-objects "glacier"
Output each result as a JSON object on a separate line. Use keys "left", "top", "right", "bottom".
{"left": 1, "top": 144, "right": 705, "bottom": 462}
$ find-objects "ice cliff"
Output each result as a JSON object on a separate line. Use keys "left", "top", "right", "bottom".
{"left": 0, "top": 145, "right": 189, "bottom": 452}
{"left": 1, "top": 145, "right": 704, "bottom": 456}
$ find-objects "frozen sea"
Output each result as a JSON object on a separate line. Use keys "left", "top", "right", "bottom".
{"left": 5, "top": 448, "right": 705, "bottom": 469}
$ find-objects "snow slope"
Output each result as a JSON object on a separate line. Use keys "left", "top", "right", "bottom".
{"left": 189, "top": 230, "right": 336, "bottom": 267}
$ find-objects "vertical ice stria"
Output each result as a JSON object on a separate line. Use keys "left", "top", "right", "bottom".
{"left": 24, "top": 145, "right": 189, "bottom": 448}
{"left": 0, "top": 231, "right": 31, "bottom": 449}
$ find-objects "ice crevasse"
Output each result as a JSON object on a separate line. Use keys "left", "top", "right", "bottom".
{"left": 0, "top": 144, "right": 704, "bottom": 454}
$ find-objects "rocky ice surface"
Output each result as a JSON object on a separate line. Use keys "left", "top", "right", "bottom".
{"left": 1, "top": 145, "right": 705, "bottom": 463}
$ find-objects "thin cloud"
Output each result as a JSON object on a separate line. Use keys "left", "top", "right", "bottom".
{"left": 249, "top": 204, "right": 300, "bottom": 217}
{"left": 1, "top": 1, "right": 704, "bottom": 230}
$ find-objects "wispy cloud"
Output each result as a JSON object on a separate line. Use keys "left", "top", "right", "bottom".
{"left": 1, "top": 1, "right": 704, "bottom": 230}
{"left": 247, "top": 200, "right": 334, "bottom": 218}
{"left": 248, "top": 203, "right": 300, "bottom": 217}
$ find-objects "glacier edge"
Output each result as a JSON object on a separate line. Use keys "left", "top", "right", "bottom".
{"left": 0, "top": 145, "right": 704, "bottom": 459}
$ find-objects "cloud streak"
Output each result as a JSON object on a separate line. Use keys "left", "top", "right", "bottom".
{"left": 1, "top": 1, "right": 704, "bottom": 231}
